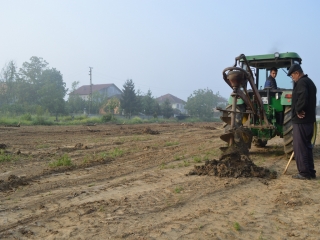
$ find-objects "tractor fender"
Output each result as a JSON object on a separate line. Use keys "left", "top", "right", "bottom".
{"left": 281, "top": 91, "right": 293, "bottom": 106}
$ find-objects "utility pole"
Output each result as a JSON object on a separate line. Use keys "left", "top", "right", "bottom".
{"left": 89, "top": 67, "right": 93, "bottom": 115}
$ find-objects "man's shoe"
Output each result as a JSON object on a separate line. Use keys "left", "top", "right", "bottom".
{"left": 292, "top": 174, "right": 311, "bottom": 180}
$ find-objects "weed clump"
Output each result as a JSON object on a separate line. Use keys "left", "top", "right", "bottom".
{"left": 49, "top": 154, "right": 72, "bottom": 167}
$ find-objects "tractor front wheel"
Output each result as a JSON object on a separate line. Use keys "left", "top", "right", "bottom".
{"left": 283, "top": 106, "right": 293, "bottom": 157}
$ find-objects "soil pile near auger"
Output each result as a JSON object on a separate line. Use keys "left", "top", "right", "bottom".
{"left": 189, "top": 127, "right": 277, "bottom": 179}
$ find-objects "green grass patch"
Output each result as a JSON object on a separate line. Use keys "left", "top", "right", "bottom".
{"left": 160, "top": 162, "right": 166, "bottom": 170}
{"left": 108, "top": 148, "right": 124, "bottom": 158}
{"left": 0, "top": 113, "right": 224, "bottom": 126}
{"left": 233, "top": 222, "right": 241, "bottom": 231}
{"left": 203, "top": 155, "right": 209, "bottom": 161}
{"left": 0, "top": 149, "right": 16, "bottom": 163}
{"left": 174, "top": 154, "right": 185, "bottom": 161}
{"left": 193, "top": 156, "right": 202, "bottom": 163}
{"left": 36, "top": 144, "right": 50, "bottom": 149}
{"left": 164, "top": 141, "right": 179, "bottom": 147}
{"left": 174, "top": 186, "right": 184, "bottom": 193}
{"left": 99, "top": 152, "right": 108, "bottom": 159}
{"left": 178, "top": 160, "right": 190, "bottom": 167}
{"left": 49, "top": 154, "right": 72, "bottom": 167}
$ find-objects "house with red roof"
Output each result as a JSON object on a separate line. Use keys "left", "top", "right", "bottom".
{"left": 70, "top": 84, "right": 122, "bottom": 100}
{"left": 156, "top": 93, "right": 187, "bottom": 114}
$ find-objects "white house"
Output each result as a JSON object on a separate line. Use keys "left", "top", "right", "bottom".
{"left": 156, "top": 94, "right": 187, "bottom": 114}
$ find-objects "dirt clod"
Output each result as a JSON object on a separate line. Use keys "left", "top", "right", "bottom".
{"left": 74, "top": 143, "right": 83, "bottom": 149}
{"left": 143, "top": 127, "right": 160, "bottom": 135}
{"left": 0, "top": 143, "right": 7, "bottom": 149}
{"left": 189, "top": 152, "right": 277, "bottom": 179}
{"left": 0, "top": 175, "right": 29, "bottom": 191}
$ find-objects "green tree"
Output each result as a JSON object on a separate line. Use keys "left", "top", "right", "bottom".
{"left": 0, "top": 61, "right": 18, "bottom": 105}
{"left": 90, "top": 91, "right": 108, "bottom": 114}
{"left": 142, "top": 89, "right": 156, "bottom": 115}
{"left": 67, "top": 81, "right": 85, "bottom": 114}
{"left": 120, "top": 79, "right": 137, "bottom": 118}
{"left": 161, "top": 98, "right": 174, "bottom": 119}
{"left": 185, "top": 88, "right": 219, "bottom": 120}
{"left": 17, "top": 56, "right": 49, "bottom": 105}
{"left": 106, "top": 97, "right": 120, "bottom": 115}
{"left": 38, "top": 68, "right": 68, "bottom": 120}
{"left": 135, "top": 89, "right": 143, "bottom": 114}
{"left": 153, "top": 102, "right": 161, "bottom": 118}
{"left": 19, "top": 56, "right": 48, "bottom": 84}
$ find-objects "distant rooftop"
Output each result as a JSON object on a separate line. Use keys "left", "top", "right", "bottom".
{"left": 70, "top": 84, "right": 120, "bottom": 95}
{"left": 156, "top": 94, "right": 186, "bottom": 104}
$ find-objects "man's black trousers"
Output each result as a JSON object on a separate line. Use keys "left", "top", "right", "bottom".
{"left": 293, "top": 123, "right": 316, "bottom": 178}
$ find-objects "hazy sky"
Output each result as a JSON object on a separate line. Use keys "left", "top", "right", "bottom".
{"left": 1, "top": 0, "right": 319, "bottom": 101}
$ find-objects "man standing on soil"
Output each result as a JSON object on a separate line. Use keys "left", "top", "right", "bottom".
{"left": 264, "top": 67, "right": 278, "bottom": 89}
{"left": 288, "top": 64, "right": 317, "bottom": 180}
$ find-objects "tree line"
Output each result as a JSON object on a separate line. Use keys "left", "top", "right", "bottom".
{"left": 0, "top": 56, "right": 224, "bottom": 120}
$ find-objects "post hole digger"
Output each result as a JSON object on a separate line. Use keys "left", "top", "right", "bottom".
{"left": 218, "top": 53, "right": 276, "bottom": 156}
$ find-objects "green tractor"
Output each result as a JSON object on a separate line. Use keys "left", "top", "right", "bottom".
{"left": 218, "top": 52, "right": 306, "bottom": 157}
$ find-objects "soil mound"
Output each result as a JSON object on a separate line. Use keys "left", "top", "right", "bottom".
{"left": 188, "top": 152, "right": 277, "bottom": 179}
{"left": 0, "top": 143, "right": 7, "bottom": 149}
{"left": 143, "top": 127, "right": 159, "bottom": 135}
{"left": 74, "top": 143, "right": 83, "bottom": 149}
{"left": 0, "top": 175, "right": 29, "bottom": 191}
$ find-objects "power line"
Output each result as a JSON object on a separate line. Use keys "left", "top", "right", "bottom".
{"left": 89, "top": 67, "right": 93, "bottom": 115}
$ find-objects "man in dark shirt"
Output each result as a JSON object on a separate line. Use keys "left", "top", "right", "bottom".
{"left": 288, "top": 64, "right": 317, "bottom": 180}
{"left": 264, "top": 67, "right": 278, "bottom": 89}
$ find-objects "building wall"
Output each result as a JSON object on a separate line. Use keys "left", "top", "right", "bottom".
{"left": 101, "top": 85, "right": 122, "bottom": 97}
{"left": 172, "top": 103, "right": 187, "bottom": 114}
{"left": 79, "top": 85, "right": 122, "bottom": 100}
{"left": 80, "top": 95, "right": 89, "bottom": 100}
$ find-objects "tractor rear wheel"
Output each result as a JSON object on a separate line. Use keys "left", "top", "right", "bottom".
{"left": 283, "top": 106, "right": 293, "bottom": 157}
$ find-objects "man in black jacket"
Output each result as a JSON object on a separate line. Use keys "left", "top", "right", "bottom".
{"left": 264, "top": 67, "right": 278, "bottom": 89}
{"left": 288, "top": 64, "right": 317, "bottom": 180}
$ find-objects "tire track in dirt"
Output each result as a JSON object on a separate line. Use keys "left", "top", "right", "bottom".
{"left": 0, "top": 125, "right": 225, "bottom": 238}
{"left": 4, "top": 123, "right": 318, "bottom": 239}
{"left": 0, "top": 165, "right": 252, "bottom": 238}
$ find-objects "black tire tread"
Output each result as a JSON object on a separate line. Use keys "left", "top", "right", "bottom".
{"left": 283, "top": 106, "right": 293, "bottom": 156}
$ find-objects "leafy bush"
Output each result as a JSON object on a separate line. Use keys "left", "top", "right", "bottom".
{"left": 74, "top": 115, "right": 88, "bottom": 120}
{"left": 63, "top": 115, "right": 73, "bottom": 121}
{"left": 21, "top": 113, "right": 32, "bottom": 121}
{"left": 101, "top": 113, "right": 113, "bottom": 122}
{"left": 130, "top": 117, "right": 143, "bottom": 124}
{"left": 32, "top": 116, "right": 52, "bottom": 125}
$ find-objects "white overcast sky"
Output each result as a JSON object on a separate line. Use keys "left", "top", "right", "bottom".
{"left": 1, "top": 0, "right": 319, "bottom": 101}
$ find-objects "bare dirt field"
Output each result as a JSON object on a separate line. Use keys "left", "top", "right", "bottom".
{"left": 1, "top": 122, "right": 320, "bottom": 239}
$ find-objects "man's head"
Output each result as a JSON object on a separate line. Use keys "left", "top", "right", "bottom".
{"left": 287, "top": 64, "right": 303, "bottom": 82}
{"left": 270, "top": 67, "right": 278, "bottom": 79}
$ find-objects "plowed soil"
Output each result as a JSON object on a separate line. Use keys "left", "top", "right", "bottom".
{"left": 1, "top": 123, "right": 320, "bottom": 239}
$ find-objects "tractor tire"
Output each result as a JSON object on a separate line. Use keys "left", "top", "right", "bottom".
{"left": 223, "top": 104, "right": 245, "bottom": 133}
{"left": 252, "top": 137, "right": 268, "bottom": 147}
{"left": 283, "top": 106, "right": 293, "bottom": 157}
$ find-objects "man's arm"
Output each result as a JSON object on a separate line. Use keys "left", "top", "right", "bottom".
{"left": 295, "top": 80, "right": 308, "bottom": 114}
{"left": 264, "top": 80, "right": 271, "bottom": 88}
